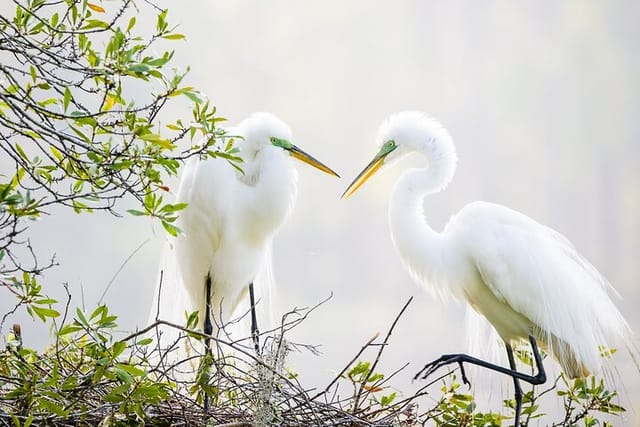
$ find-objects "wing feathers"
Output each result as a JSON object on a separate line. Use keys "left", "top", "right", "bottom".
{"left": 450, "top": 201, "right": 632, "bottom": 375}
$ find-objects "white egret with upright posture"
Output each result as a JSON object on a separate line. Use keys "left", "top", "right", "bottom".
{"left": 342, "top": 111, "right": 634, "bottom": 426}
{"left": 152, "top": 112, "right": 339, "bottom": 366}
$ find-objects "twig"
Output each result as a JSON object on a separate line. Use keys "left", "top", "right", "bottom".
{"left": 98, "top": 238, "right": 150, "bottom": 304}
{"left": 352, "top": 296, "right": 414, "bottom": 412}
{"left": 308, "top": 332, "right": 380, "bottom": 404}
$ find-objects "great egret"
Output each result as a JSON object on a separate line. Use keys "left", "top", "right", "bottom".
{"left": 154, "top": 112, "right": 339, "bottom": 363}
{"left": 342, "top": 111, "right": 634, "bottom": 425}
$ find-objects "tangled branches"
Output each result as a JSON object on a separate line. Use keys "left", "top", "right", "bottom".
{"left": 0, "top": 295, "right": 626, "bottom": 426}
{"left": 0, "top": 297, "right": 424, "bottom": 426}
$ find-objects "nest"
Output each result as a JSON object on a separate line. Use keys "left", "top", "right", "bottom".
{"left": 0, "top": 297, "right": 447, "bottom": 426}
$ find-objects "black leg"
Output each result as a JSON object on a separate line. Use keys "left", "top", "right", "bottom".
{"left": 415, "top": 335, "right": 546, "bottom": 389}
{"left": 203, "top": 274, "right": 213, "bottom": 349}
{"left": 506, "top": 344, "right": 523, "bottom": 427}
{"left": 249, "top": 282, "right": 260, "bottom": 355}
{"left": 203, "top": 274, "right": 213, "bottom": 412}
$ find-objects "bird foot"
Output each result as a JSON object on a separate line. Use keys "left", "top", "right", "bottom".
{"left": 414, "top": 354, "right": 472, "bottom": 387}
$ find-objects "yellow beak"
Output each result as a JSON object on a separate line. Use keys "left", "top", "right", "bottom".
{"left": 341, "top": 155, "right": 385, "bottom": 199}
{"left": 342, "top": 141, "right": 398, "bottom": 198}
{"left": 288, "top": 145, "right": 340, "bottom": 178}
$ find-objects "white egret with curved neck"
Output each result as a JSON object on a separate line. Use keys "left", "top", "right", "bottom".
{"left": 151, "top": 112, "right": 339, "bottom": 366}
{"left": 342, "top": 111, "right": 634, "bottom": 425}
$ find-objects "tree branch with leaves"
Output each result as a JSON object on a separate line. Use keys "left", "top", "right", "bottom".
{"left": 0, "top": 0, "right": 237, "bottom": 334}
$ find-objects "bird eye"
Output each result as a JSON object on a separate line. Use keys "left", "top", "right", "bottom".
{"left": 270, "top": 137, "right": 276, "bottom": 143}
{"left": 381, "top": 140, "right": 396, "bottom": 155}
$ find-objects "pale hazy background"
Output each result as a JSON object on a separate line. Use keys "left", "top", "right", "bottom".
{"left": 3, "top": 0, "right": 640, "bottom": 422}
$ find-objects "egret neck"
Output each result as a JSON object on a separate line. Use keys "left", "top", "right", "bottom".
{"left": 388, "top": 142, "right": 458, "bottom": 301}
{"left": 239, "top": 145, "right": 297, "bottom": 245}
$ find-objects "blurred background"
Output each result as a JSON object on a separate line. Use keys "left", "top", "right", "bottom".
{"left": 3, "top": 0, "right": 639, "bottom": 422}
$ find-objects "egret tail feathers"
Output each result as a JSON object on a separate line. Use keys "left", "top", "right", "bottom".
{"left": 544, "top": 333, "right": 590, "bottom": 379}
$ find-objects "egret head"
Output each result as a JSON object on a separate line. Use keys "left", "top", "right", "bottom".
{"left": 237, "top": 112, "right": 339, "bottom": 177}
{"left": 342, "top": 111, "right": 457, "bottom": 198}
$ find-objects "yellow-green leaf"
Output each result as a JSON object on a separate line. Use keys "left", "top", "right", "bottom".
{"left": 63, "top": 87, "right": 71, "bottom": 112}
{"left": 138, "top": 133, "right": 175, "bottom": 149}
{"left": 162, "top": 220, "right": 181, "bottom": 236}
{"left": 102, "top": 95, "right": 116, "bottom": 111}
{"left": 50, "top": 146, "right": 63, "bottom": 161}
{"left": 162, "top": 33, "right": 185, "bottom": 40}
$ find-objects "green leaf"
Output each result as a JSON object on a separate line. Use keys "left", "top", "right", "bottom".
{"left": 72, "top": 199, "right": 91, "bottom": 213}
{"left": 111, "top": 341, "right": 126, "bottom": 357}
{"left": 50, "top": 145, "right": 63, "bottom": 161}
{"left": 162, "top": 33, "right": 185, "bottom": 40}
{"left": 23, "top": 415, "right": 33, "bottom": 427}
{"left": 127, "top": 209, "right": 147, "bottom": 216}
{"left": 117, "top": 363, "right": 145, "bottom": 377}
{"left": 14, "top": 143, "right": 29, "bottom": 161}
{"left": 380, "top": 392, "right": 397, "bottom": 407}
{"left": 183, "top": 90, "right": 203, "bottom": 104}
{"left": 69, "top": 125, "right": 90, "bottom": 143}
{"left": 126, "top": 16, "right": 136, "bottom": 33}
{"left": 31, "top": 305, "right": 60, "bottom": 321}
{"left": 103, "top": 384, "right": 129, "bottom": 402}
{"left": 22, "top": 129, "right": 42, "bottom": 140}
{"left": 37, "top": 399, "right": 68, "bottom": 417}
{"left": 81, "top": 19, "right": 109, "bottom": 30}
{"left": 161, "top": 220, "right": 181, "bottom": 236}
{"left": 114, "top": 366, "right": 134, "bottom": 384}
{"left": 367, "top": 372, "right": 384, "bottom": 383}
{"left": 58, "top": 324, "right": 82, "bottom": 336}
{"left": 186, "top": 310, "right": 199, "bottom": 329}
{"left": 156, "top": 9, "right": 168, "bottom": 33}
{"left": 90, "top": 305, "right": 106, "bottom": 321}
{"left": 160, "top": 202, "right": 188, "bottom": 213}
{"left": 76, "top": 307, "right": 88, "bottom": 325}
{"left": 64, "top": 87, "right": 73, "bottom": 111}
{"left": 127, "top": 63, "right": 151, "bottom": 74}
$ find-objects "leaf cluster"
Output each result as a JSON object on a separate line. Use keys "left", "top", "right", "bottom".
{"left": 0, "top": 0, "right": 238, "bottom": 340}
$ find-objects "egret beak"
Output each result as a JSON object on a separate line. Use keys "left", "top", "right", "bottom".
{"left": 288, "top": 145, "right": 340, "bottom": 178}
{"left": 270, "top": 137, "right": 339, "bottom": 177}
{"left": 342, "top": 141, "right": 397, "bottom": 199}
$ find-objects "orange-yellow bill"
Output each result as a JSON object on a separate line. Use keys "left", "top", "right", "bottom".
{"left": 341, "top": 154, "right": 386, "bottom": 199}
{"left": 288, "top": 145, "right": 340, "bottom": 178}
{"left": 343, "top": 140, "right": 398, "bottom": 199}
